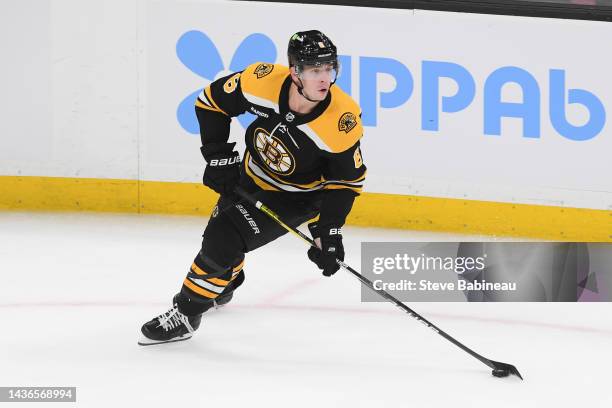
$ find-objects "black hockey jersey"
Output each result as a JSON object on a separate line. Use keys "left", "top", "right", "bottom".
{"left": 194, "top": 62, "right": 366, "bottom": 195}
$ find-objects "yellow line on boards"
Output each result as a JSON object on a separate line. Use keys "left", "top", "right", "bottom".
{"left": 0, "top": 176, "right": 139, "bottom": 213}
{"left": 0, "top": 175, "right": 610, "bottom": 241}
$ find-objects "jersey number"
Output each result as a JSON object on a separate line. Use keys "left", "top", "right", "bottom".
{"left": 353, "top": 147, "right": 363, "bottom": 168}
{"left": 223, "top": 73, "right": 241, "bottom": 94}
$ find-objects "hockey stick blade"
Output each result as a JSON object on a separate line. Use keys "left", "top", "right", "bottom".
{"left": 490, "top": 360, "right": 523, "bottom": 380}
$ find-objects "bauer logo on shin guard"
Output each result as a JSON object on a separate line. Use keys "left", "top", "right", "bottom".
{"left": 236, "top": 204, "right": 260, "bottom": 234}
{"left": 329, "top": 228, "right": 342, "bottom": 235}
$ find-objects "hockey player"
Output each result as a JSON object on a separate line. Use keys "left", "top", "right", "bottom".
{"left": 139, "top": 30, "right": 366, "bottom": 345}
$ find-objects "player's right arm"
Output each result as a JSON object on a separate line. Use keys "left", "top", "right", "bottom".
{"left": 195, "top": 72, "right": 249, "bottom": 144}
{"left": 194, "top": 72, "right": 249, "bottom": 195}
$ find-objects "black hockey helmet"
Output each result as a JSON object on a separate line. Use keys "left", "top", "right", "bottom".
{"left": 287, "top": 30, "right": 338, "bottom": 70}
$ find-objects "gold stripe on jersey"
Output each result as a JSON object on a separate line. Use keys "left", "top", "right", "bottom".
{"left": 245, "top": 152, "right": 364, "bottom": 193}
{"left": 204, "top": 86, "right": 229, "bottom": 116}
{"left": 195, "top": 88, "right": 226, "bottom": 113}
{"left": 196, "top": 89, "right": 214, "bottom": 107}
{"left": 243, "top": 152, "right": 281, "bottom": 191}
{"left": 255, "top": 158, "right": 325, "bottom": 190}
{"left": 195, "top": 98, "right": 224, "bottom": 114}
{"left": 246, "top": 153, "right": 318, "bottom": 192}
{"left": 323, "top": 175, "right": 365, "bottom": 193}
{"left": 297, "top": 86, "right": 363, "bottom": 153}
{"left": 326, "top": 171, "right": 367, "bottom": 185}
{"left": 324, "top": 184, "right": 363, "bottom": 193}
{"left": 240, "top": 62, "right": 288, "bottom": 111}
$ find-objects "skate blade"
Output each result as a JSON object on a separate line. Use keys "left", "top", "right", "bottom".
{"left": 137, "top": 333, "right": 192, "bottom": 346}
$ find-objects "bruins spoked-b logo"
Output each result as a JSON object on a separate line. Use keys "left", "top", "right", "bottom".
{"left": 253, "top": 63, "right": 274, "bottom": 79}
{"left": 338, "top": 112, "right": 357, "bottom": 133}
{"left": 253, "top": 128, "right": 296, "bottom": 175}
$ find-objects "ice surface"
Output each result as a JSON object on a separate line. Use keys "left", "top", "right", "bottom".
{"left": 0, "top": 212, "right": 610, "bottom": 407}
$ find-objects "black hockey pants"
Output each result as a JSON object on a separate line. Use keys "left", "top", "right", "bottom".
{"left": 177, "top": 184, "right": 322, "bottom": 315}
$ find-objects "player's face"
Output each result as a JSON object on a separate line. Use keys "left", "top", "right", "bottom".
{"left": 299, "top": 63, "right": 337, "bottom": 100}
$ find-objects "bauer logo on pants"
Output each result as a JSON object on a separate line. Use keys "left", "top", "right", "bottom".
{"left": 236, "top": 204, "right": 260, "bottom": 234}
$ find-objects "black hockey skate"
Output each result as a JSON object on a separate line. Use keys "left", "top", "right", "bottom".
{"left": 138, "top": 303, "right": 202, "bottom": 346}
{"left": 214, "top": 292, "right": 233, "bottom": 308}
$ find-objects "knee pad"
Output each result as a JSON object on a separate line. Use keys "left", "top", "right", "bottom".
{"left": 202, "top": 212, "right": 246, "bottom": 265}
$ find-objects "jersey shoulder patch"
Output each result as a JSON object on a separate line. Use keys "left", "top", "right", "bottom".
{"left": 240, "top": 63, "right": 290, "bottom": 109}
{"left": 300, "top": 86, "right": 363, "bottom": 153}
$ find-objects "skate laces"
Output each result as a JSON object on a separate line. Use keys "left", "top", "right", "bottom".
{"left": 157, "top": 305, "right": 194, "bottom": 333}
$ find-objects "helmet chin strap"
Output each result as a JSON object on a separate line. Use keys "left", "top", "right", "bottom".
{"left": 293, "top": 76, "right": 321, "bottom": 103}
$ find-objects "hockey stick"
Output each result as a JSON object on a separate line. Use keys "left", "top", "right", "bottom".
{"left": 234, "top": 186, "right": 523, "bottom": 380}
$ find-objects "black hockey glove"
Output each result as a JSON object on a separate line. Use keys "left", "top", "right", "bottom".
{"left": 307, "top": 222, "right": 344, "bottom": 277}
{"left": 200, "top": 142, "right": 241, "bottom": 196}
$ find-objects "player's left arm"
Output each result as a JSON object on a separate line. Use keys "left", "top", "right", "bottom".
{"left": 307, "top": 142, "right": 366, "bottom": 276}
{"left": 319, "top": 141, "right": 366, "bottom": 228}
